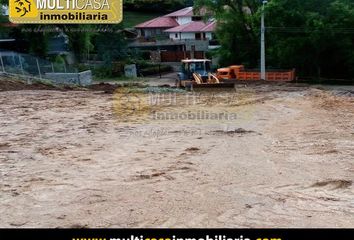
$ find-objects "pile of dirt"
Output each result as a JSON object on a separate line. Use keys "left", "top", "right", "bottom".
{"left": 0, "top": 76, "right": 62, "bottom": 91}
{"left": 88, "top": 83, "right": 121, "bottom": 94}
{"left": 0, "top": 76, "right": 123, "bottom": 93}
{"left": 88, "top": 82, "right": 150, "bottom": 94}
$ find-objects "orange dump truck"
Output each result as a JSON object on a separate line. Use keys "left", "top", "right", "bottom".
{"left": 217, "top": 65, "right": 296, "bottom": 82}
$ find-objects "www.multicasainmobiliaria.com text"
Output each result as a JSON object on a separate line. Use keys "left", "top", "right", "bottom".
{"left": 73, "top": 235, "right": 282, "bottom": 240}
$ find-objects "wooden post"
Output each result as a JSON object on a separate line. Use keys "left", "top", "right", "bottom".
{"left": 36, "top": 58, "right": 42, "bottom": 79}
{"left": 19, "top": 55, "right": 24, "bottom": 75}
{"left": 12, "top": 52, "right": 16, "bottom": 66}
{"left": 0, "top": 52, "right": 5, "bottom": 72}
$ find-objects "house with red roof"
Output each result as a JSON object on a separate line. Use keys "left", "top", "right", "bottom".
{"left": 164, "top": 6, "right": 204, "bottom": 25}
{"left": 132, "top": 6, "right": 219, "bottom": 62}
{"left": 165, "top": 21, "right": 216, "bottom": 41}
{"left": 135, "top": 6, "right": 215, "bottom": 41}
{"left": 135, "top": 17, "right": 179, "bottom": 38}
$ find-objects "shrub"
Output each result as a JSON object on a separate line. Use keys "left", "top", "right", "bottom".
{"left": 92, "top": 65, "right": 114, "bottom": 78}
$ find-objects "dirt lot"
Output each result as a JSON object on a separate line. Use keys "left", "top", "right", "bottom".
{"left": 0, "top": 81, "right": 353, "bottom": 228}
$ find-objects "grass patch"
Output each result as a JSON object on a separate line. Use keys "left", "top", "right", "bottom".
{"left": 93, "top": 76, "right": 147, "bottom": 82}
{"left": 128, "top": 87, "right": 186, "bottom": 93}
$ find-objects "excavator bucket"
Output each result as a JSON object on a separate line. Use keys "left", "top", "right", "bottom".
{"left": 181, "top": 72, "right": 235, "bottom": 89}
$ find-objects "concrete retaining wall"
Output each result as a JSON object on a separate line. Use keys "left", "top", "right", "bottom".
{"left": 78, "top": 70, "right": 92, "bottom": 86}
{"left": 44, "top": 70, "right": 92, "bottom": 86}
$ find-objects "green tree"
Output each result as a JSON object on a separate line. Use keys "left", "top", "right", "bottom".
{"left": 266, "top": 0, "right": 354, "bottom": 79}
{"left": 195, "top": 0, "right": 261, "bottom": 67}
{"left": 0, "top": 2, "right": 49, "bottom": 56}
{"left": 94, "top": 25, "right": 128, "bottom": 63}
{"left": 62, "top": 25, "right": 95, "bottom": 62}
{"left": 195, "top": 0, "right": 354, "bottom": 79}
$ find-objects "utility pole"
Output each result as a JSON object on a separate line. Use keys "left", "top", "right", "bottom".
{"left": 260, "top": 1, "right": 267, "bottom": 80}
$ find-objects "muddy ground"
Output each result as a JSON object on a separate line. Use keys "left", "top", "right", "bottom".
{"left": 0, "top": 80, "right": 353, "bottom": 228}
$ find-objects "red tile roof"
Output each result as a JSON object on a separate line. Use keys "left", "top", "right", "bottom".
{"left": 164, "top": 6, "right": 209, "bottom": 17}
{"left": 201, "top": 21, "right": 216, "bottom": 32}
{"left": 135, "top": 7, "right": 214, "bottom": 30}
{"left": 164, "top": 21, "right": 216, "bottom": 33}
{"left": 135, "top": 17, "right": 178, "bottom": 29}
{"left": 164, "top": 7, "right": 194, "bottom": 17}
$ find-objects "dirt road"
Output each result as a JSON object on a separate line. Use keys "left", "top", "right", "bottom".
{"left": 0, "top": 84, "right": 353, "bottom": 228}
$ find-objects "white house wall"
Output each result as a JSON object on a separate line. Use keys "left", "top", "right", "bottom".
{"left": 176, "top": 16, "right": 192, "bottom": 25}
{"left": 169, "top": 33, "right": 180, "bottom": 40}
{"left": 206, "top": 33, "right": 212, "bottom": 40}
{"left": 182, "top": 32, "right": 197, "bottom": 40}
{"left": 169, "top": 32, "right": 213, "bottom": 40}
{"left": 141, "top": 28, "right": 168, "bottom": 37}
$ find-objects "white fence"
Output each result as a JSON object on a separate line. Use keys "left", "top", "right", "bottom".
{"left": 0, "top": 50, "right": 92, "bottom": 86}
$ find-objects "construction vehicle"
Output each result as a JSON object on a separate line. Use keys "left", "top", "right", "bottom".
{"left": 178, "top": 59, "right": 212, "bottom": 82}
{"left": 177, "top": 59, "right": 234, "bottom": 88}
{"left": 177, "top": 59, "right": 296, "bottom": 89}
{"left": 217, "top": 65, "right": 296, "bottom": 82}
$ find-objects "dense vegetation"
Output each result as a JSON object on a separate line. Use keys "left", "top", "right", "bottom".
{"left": 0, "top": 0, "right": 192, "bottom": 72}
{"left": 2, "top": 0, "right": 354, "bottom": 79}
{"left": 196, "top": 0, "right": 354, "bottom": 80}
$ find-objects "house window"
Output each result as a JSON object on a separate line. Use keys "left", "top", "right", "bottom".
{"left": 195, "top": 33, "right": 202, "bottom": 40}
{"left": 192, "top": 16, "right": 202, "bottom": 21}
{"left": 175, "top": 33, "right": 178, "bottom": 39}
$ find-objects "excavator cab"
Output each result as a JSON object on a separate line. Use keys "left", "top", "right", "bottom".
{"left": 177, "top": 59, "right": 212, "bottom": 84}
{"left": 177, "top": 59, "right": 235, "bottom": 89}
